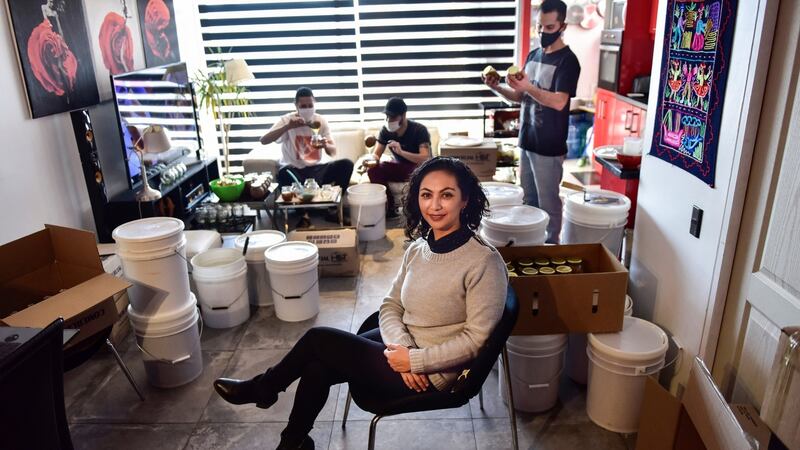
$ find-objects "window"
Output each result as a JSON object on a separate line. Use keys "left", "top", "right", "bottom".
{"left": 198, "top": 0, "right": 516, "bottom": 172}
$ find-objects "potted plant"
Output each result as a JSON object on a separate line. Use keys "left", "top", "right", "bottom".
{"left": 193, "top": 54, "right": 253, "bottom": 201}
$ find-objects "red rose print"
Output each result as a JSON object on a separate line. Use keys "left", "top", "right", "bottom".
{"left": 26, "top": 19, "right": 77, "bottom": 97}
{"left": 99, "top": 12, "right": 134, "bottom": 75}
{"left": 144, "top": 0, "right": 173, "bottom": 60}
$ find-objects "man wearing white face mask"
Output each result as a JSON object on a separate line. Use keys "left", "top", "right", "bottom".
{"left": 261, "top": 87, "right": 354, "bottom": 192}
{"left": 366, "top": 97, "right": 431, "bottom": 216}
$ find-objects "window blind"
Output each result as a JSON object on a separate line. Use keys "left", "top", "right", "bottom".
{"left": 197, "top": 0, "right": 516, "bottom": 173}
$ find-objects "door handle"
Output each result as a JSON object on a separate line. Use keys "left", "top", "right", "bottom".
{"left": 630, "top": 112, "right": 640, "bottom": 134}
{"left": 624, "top": 110, "right": 633, "bottom": 130}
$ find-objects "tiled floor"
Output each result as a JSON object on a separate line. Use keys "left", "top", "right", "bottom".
{"left": 65, "top": 223, "right": 636, "bottom": 450}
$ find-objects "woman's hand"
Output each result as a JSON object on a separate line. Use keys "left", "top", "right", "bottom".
{"left": 383, "top": 343, "right": 411, "bottom": 372}
{"left": 400, "top": 372, "right": 430, "bottom": 392}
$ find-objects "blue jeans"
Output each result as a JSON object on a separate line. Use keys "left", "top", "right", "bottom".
{"left": 519, "top": 149, "right": 564, "bottom": 244}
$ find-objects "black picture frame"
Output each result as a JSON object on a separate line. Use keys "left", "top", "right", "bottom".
{"left": 136, "top": 0, "right": 180, "bottom": 67}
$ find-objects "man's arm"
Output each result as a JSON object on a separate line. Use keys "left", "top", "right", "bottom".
{"left": 322, "top": 138, "right": 338, "bottom": 157}
{"left": 483, "top": 76, "right": 524, "bottom": 103}
{"left": 260, "top": 114, "right": 305, "bottom": 145}
{"left": 507, "top": 73, "right": 569, "bottom": 111}
{"left": 391, "top": 141, "right": 430, "bottom": 164}
{"left": 372, "top": 142, "right": 386, "bottom": 160}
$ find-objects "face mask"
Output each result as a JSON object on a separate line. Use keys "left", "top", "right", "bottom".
{"left": 298, "top": 107, "right": 315, "bottom": 122}
{"left": 386, "top": 119, "right": 401, "bottom": 133}
{"left": 540, "top": 27, "right": 562, "bottom": 48}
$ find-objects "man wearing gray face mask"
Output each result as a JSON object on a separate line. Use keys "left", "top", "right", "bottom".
{"left": 483, "top": 0, "right": 580, "bottom": 244}
{"left": 261, "top": 87, "right": 354, "bottom": 193}
{"left": 365, "top": 97, "right": 431, "bottom": 217}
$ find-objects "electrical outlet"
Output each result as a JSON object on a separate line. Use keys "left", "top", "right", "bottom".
{"left": 690, "top": 206, "right": 703, "bottom": 238}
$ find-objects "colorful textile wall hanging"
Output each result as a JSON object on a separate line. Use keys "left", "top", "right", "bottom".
{"left": 650, "top": 0, "right": 738, "bottom": 187}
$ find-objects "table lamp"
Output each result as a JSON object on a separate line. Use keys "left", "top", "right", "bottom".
{"left": 133, "top": 125, "right": 172, "bottom": 202}
{"left": 217, "top": 58, "right": 254, "bottom": 176}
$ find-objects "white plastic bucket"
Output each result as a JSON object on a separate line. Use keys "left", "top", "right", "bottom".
{"left": 499, "top": 334, "right": 567, "bottom": 412}
{"left": 347, "top": 183, "right": 387, "bottom": 241}
{"left": 185, "top": 230, "right": 222, "bottom": 294}
{"left": 562, "top": 189, "right": 631, "bottom": 257}
{"left": 191, "top": 248, "right": 250, "bottom": 329}
{"left": 482, "top": 182, "right": 524, "bottom": 208}
{"left": 264, "top": 242, "right": 320, "bottom": 322}
{"left": 480, "top": 205, "right": 549, "bottom": 247}
{"left": 113, "top": 218, "right": 192, "bottom": 316}
{"left": 586, "top": 317, "right": 668, "bottom": 433}
{"left": 234, "top": 231, "right": 286, "bottom": 306}
{"left": 127, "top": 294, "right": 203, "bottom": 388}
{"left": 566, "top": 295, "right": 634, "bottom": 385}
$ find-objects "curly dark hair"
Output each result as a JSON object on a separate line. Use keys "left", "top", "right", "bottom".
{"left": 403, "top": 157, "right": 489, "bottom": 240}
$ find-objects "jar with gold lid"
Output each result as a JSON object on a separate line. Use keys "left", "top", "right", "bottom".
{"left": 566, "top": 257, "right": 583, "bottom": 273}
{"left": 555, "top": 265, "right": 572, "bottom": 274}
{"left": 521, "top": 267, "right": 538, "bottom": 276}
{"left": 550, "top": 257, "right": 566, "bottom": 266}
{"left": 534, "top": 257, "right": 550, "bottom": 268}
{"left": 539, "top": 266, "right": 555, "bottom": 275}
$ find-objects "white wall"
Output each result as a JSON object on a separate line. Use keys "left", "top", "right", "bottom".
{"left": 0, "top": 6, "right": 94, "bottom": 244}
{"left": 629, "top": 0, "right": 772, "bottom": 386}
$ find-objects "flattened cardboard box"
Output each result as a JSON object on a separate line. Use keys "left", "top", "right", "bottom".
{"left": 0, "top": 225, "right": 131, "bottom": 348}
{"left": 288, "top": 228, "right": 359, "bottom": 277}
{"left": 498, "top": 243, "right": 627, "bottom": 335}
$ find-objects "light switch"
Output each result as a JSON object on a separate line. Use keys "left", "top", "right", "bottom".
{"left": 690, "top": 206, "right": 703, "bottom": 238}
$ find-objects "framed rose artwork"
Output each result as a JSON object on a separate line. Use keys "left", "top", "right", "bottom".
{"left": 83, "top": 0, "right": 146, "bottom": 100}
{"left": 6, "top": 0, "right": 100, "bottom": 118}
{"left": 136, "top": 0, "right": 180, "bottom": 67}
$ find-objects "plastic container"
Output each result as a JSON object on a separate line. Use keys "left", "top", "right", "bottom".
{"left": 185, "top": 230, "right": 222, "bottom": 294}
{"left": 127, "top": 294, "right": 203, "bottom": 388}
{"left": 479, "top": 205, "right": 549, "bottom": 247}
{"left": 347, "top": 183, "right": 387, "bottom": 241}
{"left": 566, "top": 295, "right": 634, "bottom": 385}
{"left": 191, "top": 248, "right": 250, "bottom": 328}
{"left": 586, "top": 317, "right": 668, "bottom": 433}
{"left": 499, "top": 334, "right": 568, "bottom": 412}
{"left": 481, "top": 182, "right": 524, "bottom": 208}
{"left": 234, "top": 230, "right": 287, "bottom": 306}
{"left": 562, "top": 189, "right": 631, "bottom": 257}
{"left": 113, "top": 218, "right": 192, "bottom": 316}
{"left": 264, "top": 242, "right": 321, "bottom": 322}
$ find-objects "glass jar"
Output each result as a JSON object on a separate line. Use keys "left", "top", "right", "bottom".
{"left": 550, "top": 257, "right": 566, "bottom": 266}
{"left": 521, "top": 267, "right": 538, "bottom": 276}
{"left": 232, "top": 203, "right": 244, "bottom": 218}
{"left": 567, "top": 257, "right": 584, "bottom": 273}
{"left": 534, "top": 258, "right": 550, "bottom": 268}
{"left": 555, "top": 265, "right": 573, "bottom": 275}
{"left": 539, "top": 266, "right": 556, "bottom": 275}
{"left": 195, "top": 206, "right": 208, "bottom": 225}
{"left": 508, "top": 271, "right": 519, "bottom": 278}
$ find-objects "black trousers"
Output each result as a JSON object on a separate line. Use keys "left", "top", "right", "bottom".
{"left": 256, "top": 326, "right": 430, "bottom": 440}
{"left": 277, "top": 159, "right": 354, "bottom": 190}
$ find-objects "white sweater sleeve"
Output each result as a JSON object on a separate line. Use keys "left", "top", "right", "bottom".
{"left": 378, "top": 243, "right": 418, "bottom": 348}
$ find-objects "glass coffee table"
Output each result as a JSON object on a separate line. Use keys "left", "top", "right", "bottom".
{"left": 272, "top": 186, "right": 343, "bottom": 233}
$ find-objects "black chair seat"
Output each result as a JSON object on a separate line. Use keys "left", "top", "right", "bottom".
{"left": 350, "top": 383, "right": 468, "bottom": 417}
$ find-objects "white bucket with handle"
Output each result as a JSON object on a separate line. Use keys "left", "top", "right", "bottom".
{"left": 347, "top": 183, "right": 387, "bottom": 241}
{"left": 480, "top": 205, "right": 549, "bottom": 247}
{"left": 234, "top": 230, "right": 286, "bottom": 306}
{"left": 499, "top": 334, "right": 567, "bottom": 412}
{"left": 191, "top": 248, "right": 250, "bottom": 329}
{"left": 264, "top": 242, "right": 320, "bottom": 322}
{"left": 562, "top": 189, "right": 631, "bottom": 257}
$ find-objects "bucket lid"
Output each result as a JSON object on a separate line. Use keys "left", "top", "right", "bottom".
{"left": 235, "top": 230, "right": 286, "bottom": 262}
{"left": 481, "top": 182, "right": 524, "bottom": 206}
{"left": 625, "top": 295, "right": 633, "bottom": 312}
{"left": 507, "top": 334, "right": 568, "bottom": 355}
{"left": 588, "top": 317, "right": 668, "bottom": 363}
{"left": 564, "top": 189, "right": 630, "bottom": 226}
{"left": 185, "top": 230, "right": 221, "bottom": 259}
{"left": 482, "top": 205, "right": 549, "bottom": 231}
{"left": 127, "top": 293, "right": 198, "bottom": 337}
{"left": 264, "top": 241, "right": 318, "bottom": 265}
{"left": 113, "top": 217, "right": 184, "bottom": 243}
{"left": 347, "top": 183, "right": 386, "bottom": 196}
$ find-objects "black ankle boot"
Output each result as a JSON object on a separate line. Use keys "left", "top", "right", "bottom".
{"left": 276, "top": 435, "right": 314, "bottom": 450}
{"left": 213, "top": 374, "right": 278, "bottom": 409}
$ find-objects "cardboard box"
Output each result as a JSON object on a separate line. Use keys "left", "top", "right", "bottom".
{"left": 498, "top": 243, "right": 628, "bottom": 335}
{"left": 760, "top": 327, "right": 800, "bottom": 449}
{"left": 288, "top": 228, "right": 359, "bottom": 277}
{"left": 439, "top": 141, "right": 498, "bottom": 181}
{"left": 730, "top": 404, "right": 785, "bottom": 450}
{"left": 636, "top": 357, "right": 756, "bottom": 450}
{"left": 0, "top": 225, "right": 131, "bottom": 348}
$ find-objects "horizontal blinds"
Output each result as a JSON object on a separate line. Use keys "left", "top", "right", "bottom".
{"left": 197, "top": 0, "right": 515, "bottom": 172}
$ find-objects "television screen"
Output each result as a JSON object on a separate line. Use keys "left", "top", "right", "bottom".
{"left": 111, "top": 62, "right": 201, "bottom": 187}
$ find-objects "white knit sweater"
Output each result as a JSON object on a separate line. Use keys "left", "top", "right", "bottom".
{"left": 379, "top": 235, "right": 508, "bottom": 391}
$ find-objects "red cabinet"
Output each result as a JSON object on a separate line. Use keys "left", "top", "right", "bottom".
{"left": 592, "top": 88, "right": 647, "bottom": 172}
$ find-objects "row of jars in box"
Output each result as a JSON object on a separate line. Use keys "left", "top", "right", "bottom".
{"left": 505, "top": 256, "right": 583, "bottom": 277}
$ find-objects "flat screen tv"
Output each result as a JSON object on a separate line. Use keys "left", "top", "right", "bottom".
{"left": 111, "top": 62, "right": 201, "bottom": 188}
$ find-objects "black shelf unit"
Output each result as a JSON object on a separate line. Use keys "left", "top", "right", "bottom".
{"left": 481, "top": 101, "right": 521, "bottom": 138}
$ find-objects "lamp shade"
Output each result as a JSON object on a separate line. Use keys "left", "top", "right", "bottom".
{"left": 141, "top": 125, "right": 171, "bottom": 153}
{"left": 225, "top": 59, "right": 254, "bottom": 85}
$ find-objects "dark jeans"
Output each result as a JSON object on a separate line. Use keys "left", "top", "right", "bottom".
{"left": 256, "top": 326, "right": 429, "bottom": 441}
{"left": 366, "top": 160, "right": 417, "bottom": 211}
{"left": 277, "top": 159, "right": 354, "bottom": 190}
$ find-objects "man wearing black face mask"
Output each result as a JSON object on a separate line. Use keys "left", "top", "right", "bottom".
{"left": 365, "top": 97, "right": 431, "bottom": 217}
{"left": 483, "top": 0, "right": 580, "bottom": 244}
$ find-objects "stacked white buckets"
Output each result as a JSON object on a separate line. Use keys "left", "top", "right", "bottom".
{"left": 480, "top": 205, "right": 549, "bottom": 247}
{"left": 113, "top": 218, "right": 203, "bottom": 388}
{"left": 586, "top": 317, "right": 669, "bottom": 433}
{"left": 482, "top": 182, "right": 524, "bottom": 208}
{"left": 499, "top": 334, "right": 568, "bottom": 412}
{"left": 264, "top": 242, "right": 321, "bottom": 322}
{"left": 191, "top": 248, "right": 250, "bottom": 328}
{"left": 562, "top": 189, "right": 631, "bottom": 257}
{"left": 347, "top": 183, "right": 386, "bottom": 241}
{"left": 234, "top": 230, "right": 286, "bottom": 306}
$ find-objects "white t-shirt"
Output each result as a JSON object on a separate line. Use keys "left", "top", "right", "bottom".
{"left": 268, "top": 112, "right": 333, "bottom": 168}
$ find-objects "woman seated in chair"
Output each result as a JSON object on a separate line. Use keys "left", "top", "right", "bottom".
{"left": 213, "top": 157, "right": 508, "bottom": 450}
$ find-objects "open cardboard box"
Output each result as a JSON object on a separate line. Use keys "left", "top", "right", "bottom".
{"left": 288, "top": 228, "right": 359, "bottom": 277}
{"left": 498, "top": 243, "right": 628, "bottom": 335}
{"left": 0, "top": 225, "right": 131, "bottom": 348}
{"left": 637, "top": 357, "right": 761, "bottom": 450}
